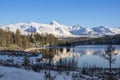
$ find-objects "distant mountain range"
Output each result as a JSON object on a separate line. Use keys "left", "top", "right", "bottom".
{"left": 0, "top": 20, "right": 120, "bottom": 37}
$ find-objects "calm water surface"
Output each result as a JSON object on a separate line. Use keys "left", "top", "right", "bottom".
{"left": 71, "top": 45, "right": 120, "bottom": 68}
{"left": 42, "top": 45, "right": 120, "bottom": 68}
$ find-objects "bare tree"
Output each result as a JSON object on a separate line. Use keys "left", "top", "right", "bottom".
{"left": 104, "top": 45, "right": 118, "bottom": 72}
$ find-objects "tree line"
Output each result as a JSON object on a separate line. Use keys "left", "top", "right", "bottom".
{"left": 0, "top": 28, "right": 58, "bottom": 50}
{"left": 58, "top": 34, "right": 120, "bottom": 46}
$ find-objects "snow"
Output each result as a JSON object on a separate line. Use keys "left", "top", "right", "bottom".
{"left": 0, "top": 21, "right": 120, "bottom": 37}
{"left": 0, "top": 66, "right": 72, "bottom": 80}
{"left": 1, "top": 66, "right": 119, "bottom": 80}
{"left": 49, "top": 20, "right": 60, "bottom": 26}
{"left": 69, "top": 24, "right": 94, "bottom": 35}
{"left": 0, "top": 52, "right": 42, "bottom": 65}
{"left": 0, "top": 66, "right": 44, "bottom": 80}
{"left": 70, "top": 25, "right": 120, "bottom": 37}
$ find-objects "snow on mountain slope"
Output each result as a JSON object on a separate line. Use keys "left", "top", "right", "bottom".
{"left": 0, "top": 21, "right": 73, "bottom": 37}
{"left": 0, "top": 21, "right": 120, "bottom": 37}
{"left": 69, "top": 24, "right": 95, "bottom": 35}
{"left": 38, "top": 21, "right": 73, "bottom": 37}
{"left": 49, "top": 20, "right": 60, "bottom": 26}
{"left": 69, "top": 25, "right": 120, "bottom": 36}
{"left": 92, "top": 26, "right": 113, "bottom": 35}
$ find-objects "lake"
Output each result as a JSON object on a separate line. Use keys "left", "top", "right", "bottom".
{"left": 46, "top": 45, "right": 120, "bottom": 68}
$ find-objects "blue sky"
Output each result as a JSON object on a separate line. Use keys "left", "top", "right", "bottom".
{"left": 0, "top": 0, "right": 120, "bottom": 27}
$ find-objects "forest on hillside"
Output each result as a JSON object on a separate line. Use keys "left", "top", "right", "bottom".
{"left": 0, "top": 28, "right": 58, "bottom": 50}
{"left": 1, "top": 28, "right": 120, "bottom": 50}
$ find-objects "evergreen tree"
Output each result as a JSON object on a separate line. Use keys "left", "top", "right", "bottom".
{"left": 5, "top": 27, "right": 13, "bottom": 46}
{"left": 47, "top": 34, "right": 56, "bottom": 46}
{"left": 15, "top": 29, "right": 22, "bottom": 47}
{"left": 22, "top": 35, "right": 29, "bottom": 49}
{"left": 0, "top": 29, "right": 4, "bottom": 46}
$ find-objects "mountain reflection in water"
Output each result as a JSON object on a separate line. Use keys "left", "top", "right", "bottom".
{"left": 39, "top": 45, "right": 120, "bottom": 68}
{"left": 54, "top": 45, "right": 120, "bottom": 68}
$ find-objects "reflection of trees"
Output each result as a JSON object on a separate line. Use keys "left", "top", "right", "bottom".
{"left": 53, "top": 48, "right": 81, "bottom": 64}
{"left": 40, "top": 47, "right": 120, "bottom": 64}
{"left": 53, "top": 48, "right": 69, "bottom": 62}
{"left": 59, "top": 48, "right": 63, "bottom": 53}
{"left": 36, "top": 47, "right": 120, "bottom": 69}
{"left": 38, "top": 49, "right": 57, "bottom": 59}
{"left": 56, "top": 56, "right": 78, "bottom": 71}
{"left": 66, "top": 48, "right": 70, "bottom": 53}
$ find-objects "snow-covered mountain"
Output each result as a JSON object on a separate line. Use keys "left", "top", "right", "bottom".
{"left": 69, "top": 24, "right": 95, "bottom": 35}
{"left": 69, "top": 25, "right": 120, "bottom": 37}
{"left": 0, "top": 21, "right": 120, "bottom": 37}
{"left": 0, "top": 21, "right": 73, "bottom": 37}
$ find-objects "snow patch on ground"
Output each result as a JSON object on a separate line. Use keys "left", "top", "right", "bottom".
{"left": 0, "top": 66, "right": 72, "bottom": 80}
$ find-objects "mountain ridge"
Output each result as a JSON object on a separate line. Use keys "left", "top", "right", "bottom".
{"left": 0, "top": 21, "right": 120, "bottom": 37}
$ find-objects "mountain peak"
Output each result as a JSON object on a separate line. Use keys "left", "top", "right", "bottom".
{"left": 98, "top": 26, "right": 107, "bottom": 29}
{"left": 27, "top": 21, "right": 39, "bottom": 24}
{"left": 72, "top": 24, "right": 82, "bottom": 28}
{"left": 49, "top": 20, "right": 60, "bottom": 26}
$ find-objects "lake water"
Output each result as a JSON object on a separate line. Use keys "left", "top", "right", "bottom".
{"left": 74, "top": 45, "right": 120, "bottom": 68}
{"left": 51, "top": 45, "right": 120, "bottom": 68}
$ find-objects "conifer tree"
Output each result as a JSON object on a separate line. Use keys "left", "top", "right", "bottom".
{"left": 0, "top": 29, "right": 4, "bottom": 46}
{"left": 5, "top": 27, "right": 13, "bottom": 46}
{"left": 22, "top": 35, "right": 28, "bottom": 49}
{"left": 15, "top": 29, "right": 22, "bottom": 47}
